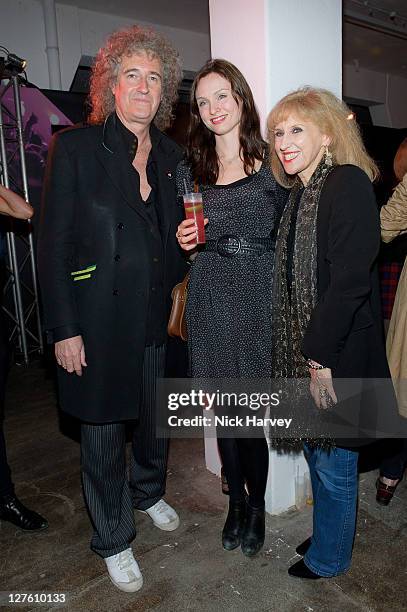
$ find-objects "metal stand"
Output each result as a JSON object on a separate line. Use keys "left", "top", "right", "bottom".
{"left": 0, "top": 75, "right": 43, "bottom": 363}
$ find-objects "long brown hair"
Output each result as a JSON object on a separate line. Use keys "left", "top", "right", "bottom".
{"left": 267, "top": 87, "right": 379, "bottom": 188}
{"left": 186, "top": 59, "right": 265, "bottom": 185}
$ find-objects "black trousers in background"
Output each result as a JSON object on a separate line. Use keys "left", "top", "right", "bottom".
{"left": 80, "top": 344, "right": 168, "bottom": 558}
{"left": 380, "top": 438, "right": 407, "bottom": 480}
{"left": 0, "top": 309, "right": 13, "bottom": 499}
{"left": 0, "top": 427, "right": 14, "bottom": 497}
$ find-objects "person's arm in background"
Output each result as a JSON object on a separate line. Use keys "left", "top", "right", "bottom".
{"left": 380, "top": 173, "right": 407, "bottom": 243}
{"left": 0, "top": 185, "right": 33, "bottom": 219}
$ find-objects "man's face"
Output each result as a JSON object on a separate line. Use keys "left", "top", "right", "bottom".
{"left": 111, "top": 51, "right": 163, "bottom": 129}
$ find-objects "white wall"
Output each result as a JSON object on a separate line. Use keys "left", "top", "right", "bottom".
{"left": 0, "top": 0, "right": 211, "bottom": 90}
{"left": 343, "top": 63, "right": 407, "bottom": 129}
{"left": 208, "top": 0, "right": 342, "bottom": 135}
{"left": 208, "top": 0, "right": 342, "bottom": 515}
{"left": 267, "top": 0, "right": 342, "bottom": 108}
{"left": 208, "top": 0, "right": 268, "bottom": 134}
{"left": 0, "top": 0, "right": 49, "bottom": 88}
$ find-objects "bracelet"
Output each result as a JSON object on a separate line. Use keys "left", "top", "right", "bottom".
{"left": 306, "top": 359, "right": 326, "bottom": 370}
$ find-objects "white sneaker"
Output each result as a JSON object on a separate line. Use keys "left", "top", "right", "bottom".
{"left": 105, "top": 548, "right": 143, "bottom": 593}
{"left": 140, "top": 499, "right": 180, "bottom": 531}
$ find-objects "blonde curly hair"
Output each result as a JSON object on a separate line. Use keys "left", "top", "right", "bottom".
{"left": 88, "top": 25, "right": 182, "bottom": 130}
{"left": 267, "top": 87, "right": 379, "bottom": 187}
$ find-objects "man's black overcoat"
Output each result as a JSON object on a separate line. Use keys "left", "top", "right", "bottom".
{"left": 38, "top": 114, "right": 186, "bottom": 423}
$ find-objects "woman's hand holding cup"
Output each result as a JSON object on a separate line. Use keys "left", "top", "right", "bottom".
{"left": 176, "top": 218, "right": 209, "bottom": 251}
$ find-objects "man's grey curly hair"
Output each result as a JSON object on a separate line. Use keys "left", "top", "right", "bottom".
{"left": 88, "top": 25, "right": 182, "bottom": 130}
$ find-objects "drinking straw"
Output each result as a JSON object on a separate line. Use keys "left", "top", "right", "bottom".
{"left": 183, "top": 179, "right": 188, "bottom": 194}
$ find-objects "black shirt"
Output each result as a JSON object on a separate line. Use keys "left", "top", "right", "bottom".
{"left": 116, "top": 116, "right": 166, "bottom": 346}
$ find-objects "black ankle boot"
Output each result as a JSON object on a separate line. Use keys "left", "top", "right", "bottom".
{"left": 0, "top": 494, "right": 48, "bottom": 531}
{"left": 222, "top": 500, "right": 246, "bottom": 551}
{"left": 241, "top": 503, "right": 265, "bottom": 557}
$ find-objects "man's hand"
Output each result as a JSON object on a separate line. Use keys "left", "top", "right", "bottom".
{"left": 309, "top": 367, "right": 337, "bottom": 409}
{"left": 55, "top": 335, "right": 87, "bottom": 376}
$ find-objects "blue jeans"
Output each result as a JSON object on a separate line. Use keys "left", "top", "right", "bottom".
{"left": 303, "top": 443, "right": 358, "bottom": 577}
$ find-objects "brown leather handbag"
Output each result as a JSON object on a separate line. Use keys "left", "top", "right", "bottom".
{"left": 167, "top": 272, "right": 190, "bottom": 341}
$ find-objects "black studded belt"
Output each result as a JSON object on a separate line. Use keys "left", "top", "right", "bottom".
{"left": 203, "top": 235, "right": 274, "bottom": 257}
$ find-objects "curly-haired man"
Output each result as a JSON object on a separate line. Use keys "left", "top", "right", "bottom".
{"left": 38, "top": 25, "right": 187, "bottom": 593}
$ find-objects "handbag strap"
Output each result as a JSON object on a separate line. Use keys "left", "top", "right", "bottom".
{"left": 180, "top": 271, "right": 190, "bottom": 290}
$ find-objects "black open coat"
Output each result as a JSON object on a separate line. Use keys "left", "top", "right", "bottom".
{"left": 302, "top": 165, "right": 387, "bottom": 375}
{"left": 301, "top": 165, "right": 398, "bottom": 446}
{"left": 37, "top": 114, "right": 187, "bottom": 423}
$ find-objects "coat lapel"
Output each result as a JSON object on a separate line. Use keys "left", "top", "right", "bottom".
{"left": 152, "top": 126, "right": 179, "bottom": 247}
{"left": 95, "top": 114, "right": 151, "bottom": 225}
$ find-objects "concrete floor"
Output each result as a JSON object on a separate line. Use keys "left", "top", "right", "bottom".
{"left": 0, "top": 361, "right": 406, "bottom": 612}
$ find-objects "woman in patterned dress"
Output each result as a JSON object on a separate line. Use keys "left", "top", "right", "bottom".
{"left": 176, "top": 60, "right": 286, "bottom": 557}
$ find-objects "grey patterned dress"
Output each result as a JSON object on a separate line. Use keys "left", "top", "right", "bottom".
{"left": 176, "top": 159, "right": 287, "bottom": 379}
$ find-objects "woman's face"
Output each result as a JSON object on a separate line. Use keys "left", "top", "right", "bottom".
{"left": 195, "top": 72, "right": 242, "bottom": 137}
{"left": 273, "top": 113, "right": 330, "bottom": 185}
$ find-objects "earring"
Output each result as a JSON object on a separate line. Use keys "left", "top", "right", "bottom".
{"left": 324, "top": 145, "right": 333, "bottom": 167}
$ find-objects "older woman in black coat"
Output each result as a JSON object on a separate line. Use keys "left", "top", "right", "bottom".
{"left": 268, "top": 87, "right": 396, "bottom": 579}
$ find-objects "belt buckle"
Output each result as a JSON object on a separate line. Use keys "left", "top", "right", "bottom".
{"left": 216, "top": 235, "right": 241, "bottom": 257}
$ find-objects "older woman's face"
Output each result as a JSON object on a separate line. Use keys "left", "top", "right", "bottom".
{"left": 273, "top": 113, "right": 330, "bottom": 185}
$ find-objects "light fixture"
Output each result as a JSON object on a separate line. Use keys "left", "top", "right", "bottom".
{"left": 0, "top": 46, "right": 27, "bottom": 76}
{"left": 6, "top": 53, "right": 27, "bottom": 74}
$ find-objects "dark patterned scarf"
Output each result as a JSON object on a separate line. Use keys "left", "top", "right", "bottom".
{"left": 272, "top": 156, "right": 335, "bottom": 379}
{"left": 269, "top": 156, "right": 336, "bottom": 450}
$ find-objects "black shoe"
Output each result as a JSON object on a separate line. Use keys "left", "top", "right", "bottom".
{"left": 296, "top": 537, "right": 312, "bottom": 556}
{"left": 241, "top": 503, "right": 265, "bottom": 557}
{"left": 288, "top": 559, "right": 321, "bottom": 579}
{"left": 0, "top": 495, "right": 48, "bottom": 531}
{"left": 222, "top": 500, "right": 246, "bottom": 551}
